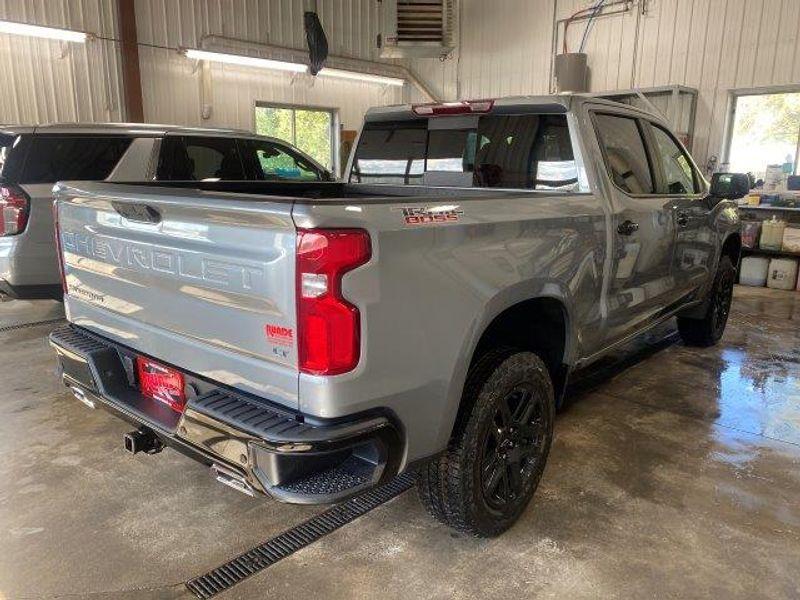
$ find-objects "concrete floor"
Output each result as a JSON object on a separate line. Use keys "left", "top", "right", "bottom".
{"left": 1, "top": 286, "right": 799, "bottom": 599}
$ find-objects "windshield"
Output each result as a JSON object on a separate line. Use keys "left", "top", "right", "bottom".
{"left": 350, "top": 113, "right": 579, "bottom": 191}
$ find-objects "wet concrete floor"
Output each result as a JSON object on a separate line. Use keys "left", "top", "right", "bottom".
{"left": 1, "top": 285, "right": 798, "bottom": 599}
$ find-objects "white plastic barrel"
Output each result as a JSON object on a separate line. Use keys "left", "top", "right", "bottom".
{"left": 767, "top": 258, "right": 799, "bottom": 290}
{"left": 739, "top": 256, "right": 770, "bottom": 287}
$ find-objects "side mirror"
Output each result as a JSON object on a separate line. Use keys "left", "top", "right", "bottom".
{"left": 709, "top": 172, "right": 750, "bottom": 200}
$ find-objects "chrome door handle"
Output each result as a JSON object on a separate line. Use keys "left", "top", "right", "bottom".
{"left": 617, "top": 220, "right": 639, "bottom": 236}
{"left": 676, "top": 212, "right": 689, "bottom": 227}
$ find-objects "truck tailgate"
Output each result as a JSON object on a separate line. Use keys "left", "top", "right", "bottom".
{"left": 55, "top": 182, "right": 299, "bottom": 409}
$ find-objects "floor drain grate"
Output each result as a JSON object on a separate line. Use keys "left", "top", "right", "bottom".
{"left": 185, "top": 473, "right": 415, "bottom": 599}
{"left": 0, "top": 318, "right": 65, "bottom": 333}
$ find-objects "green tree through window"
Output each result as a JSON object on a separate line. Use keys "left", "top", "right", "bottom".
{"left": 255, "top": 105, "right": 334, "bottom": 170}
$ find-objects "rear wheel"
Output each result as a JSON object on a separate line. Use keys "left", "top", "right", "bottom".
{"left": 677, "top": 255, "right": 736, "bottom": 347}
{"left": 416, "top": 348, "right": 555, "bottom": 537}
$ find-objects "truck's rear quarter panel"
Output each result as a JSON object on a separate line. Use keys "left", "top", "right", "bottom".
{"left": 292, "top": 191, "right": 607, "bottom": 462}
{"left": 57, "top": 182, "right": 299, "bottom": 409}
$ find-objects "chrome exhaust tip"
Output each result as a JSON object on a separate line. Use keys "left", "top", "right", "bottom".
{"left": 211, "top": 463, "right": 255, "bottom": 497}
{"left": 71, "top": 386, "right": 96, "bottom": 409}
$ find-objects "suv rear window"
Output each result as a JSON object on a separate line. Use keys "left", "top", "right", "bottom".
{"left": 350, "top": 114, "right": 578, "bottom": 190}
{"left": 22, "top": 135, "right": 133, "bottom": 183}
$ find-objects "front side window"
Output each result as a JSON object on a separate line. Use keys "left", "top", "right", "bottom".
{"left": 593, "top": 114, "right": 653, "bottom": 194}
{"left": 650, "top": 124, "right": 699, "bottom": 194}
{"left": 22, "top": 135, "right": 132, "bottom": 183}
{"left": 350, "top": 114, "right": 578, "bottom": 190}
{"left": 240, "top": 139, "right": 322, "bottom": 181}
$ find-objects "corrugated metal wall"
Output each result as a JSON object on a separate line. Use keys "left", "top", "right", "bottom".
{"left": 1, "top": 0, "right": 799, "bottom": 169}
{"left": 411, "top": 0, "right": 800, "bottom": 168}
{"left": 0, "top": 0, "right": 403, "bottom": 132}
{"left": 409, "top": 0, "right": 555, "bottom": 102}
{"left": 0, "top": 0, "right": 124, "bottom": 123}
{"left": 135, "top": 0, "right": 404, "bottom": 132}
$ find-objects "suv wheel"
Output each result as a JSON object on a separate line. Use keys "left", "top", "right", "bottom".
{"left": 417, "top": 348, "right": 555, "bottom": 537}
{"left": 677, "top": 255, "right": 736, "bottom": 347}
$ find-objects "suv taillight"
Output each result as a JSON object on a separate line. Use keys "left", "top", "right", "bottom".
{"left": 296, "top": 228, "right": 371, "bottom": 376}
{"left": 53, "top": 200, "right": 67, "bottom": 295}
{"left": 0, "top": 183, "right": 29, "bottom": 236}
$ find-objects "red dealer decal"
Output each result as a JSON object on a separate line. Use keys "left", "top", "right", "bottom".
{"left": 265, "top": 324, "right": 294, "bottom": 346}
{"left": 395, "top": 206, "right": 464, "bottom": 226}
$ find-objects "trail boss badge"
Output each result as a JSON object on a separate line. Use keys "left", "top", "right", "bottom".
{"left": 395, "top": 205, "right": 464, "bottom": 225}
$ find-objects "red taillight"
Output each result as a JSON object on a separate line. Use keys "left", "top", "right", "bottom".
{"left": 0, "top": 183, "right": 29, "bottom": 236}
{"left": 52, "top": 200, "right": 67, "bottom": 295}
{"left": 412, "top": 99, "right": 494, "bottom": 116}
{"left": 136, "top": 356, "right": 186, "bottom": 413}
{"left": 296, "top": 228, "right": 371, "bottom": 376}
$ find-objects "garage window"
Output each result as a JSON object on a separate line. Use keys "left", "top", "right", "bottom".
{"left": 255, "top": 104, "right": 335, "bottom": 171}
{"left": 727, "top": 92, "right": 800, "bottom": 182}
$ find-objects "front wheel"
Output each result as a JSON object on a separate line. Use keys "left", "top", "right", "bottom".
{"left": 416, "top": 348, "right": 555, "bottom": 537}
{"left": 677, "top": 255, "right": 736, "bottom": 347}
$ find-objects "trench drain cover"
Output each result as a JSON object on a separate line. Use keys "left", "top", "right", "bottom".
{"left": 185, "top": 473, "right": 415, "bottom": 598}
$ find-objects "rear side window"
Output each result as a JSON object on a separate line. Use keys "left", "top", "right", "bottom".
{"left": 239, "top": 139, "right": 322, "bottom": 181}
{"left": 649, "top": 124, "right": 699, "bottom": 194}
{"left": 593, "top": 114, "right": 653, "bottom": 194}
{"left": 350, "top": 114, "right": 578, "bottom": 190}
{"left": 22, "top": 135, "right": 132, "bottom": 183}
{"left": 157, "top": 136, "right": 245, "bottom": 180}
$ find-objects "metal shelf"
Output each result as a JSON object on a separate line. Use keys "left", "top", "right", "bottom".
{"left": 741, "top": 247, "right": 800, "bottom": 259}
{"left": 738, "top": 205, "right": 800, "bottom": 212}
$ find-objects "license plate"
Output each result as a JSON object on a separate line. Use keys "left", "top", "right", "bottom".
{"left": 135, "top": 356, "right": 186, "bottom": 413}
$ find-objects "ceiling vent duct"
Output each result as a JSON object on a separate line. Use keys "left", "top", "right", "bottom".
{"left": 378, "top": 0, "right": 456, "bottom": 59}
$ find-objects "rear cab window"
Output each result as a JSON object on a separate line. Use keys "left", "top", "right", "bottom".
{"left": 350, "top": 112, "right": 581, "bottom": 191}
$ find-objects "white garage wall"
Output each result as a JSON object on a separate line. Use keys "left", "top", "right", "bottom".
{"left": 135, "top": 0, "right": 405, "bottom": 132}
{"left": 411, "top": 0, "right": 800, "bottom": 170}
{"left": 0, "top": 0, "right": 124, "bottom": 123}
{"left": 0, "top": 0, "right": 404, "bottom": 133}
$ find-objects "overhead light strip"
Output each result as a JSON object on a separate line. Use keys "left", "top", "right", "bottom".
{"left": 183, "top": 49, "right": 306, "bottom": 73}
{"left": 183, "top": 48, "right": 404, "bottom": 87}
{"left": 0, "top": 20, "right": 87, "bottom": 43}
{"left": 317, "top": 67, "right": 405, "bottom": 87}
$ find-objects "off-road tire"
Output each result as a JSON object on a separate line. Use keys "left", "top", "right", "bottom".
{"left": 677, "top": 255, "right": 736, "bottom": 347}
{"left": 416, "top": 348, "right": 555, "bottom": 537}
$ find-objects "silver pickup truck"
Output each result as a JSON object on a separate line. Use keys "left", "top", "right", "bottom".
{"left": 50, "top": 95, "right": 745, "bottom": 537}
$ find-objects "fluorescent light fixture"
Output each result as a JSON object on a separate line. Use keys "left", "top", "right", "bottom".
{"left": 318, "top": 67, "right": 405, "bottom": 87}
{"left": 0, "top": 20, "right": 87, "bottom": 43}
{"left": 184, "top": 49, "right": 307, "bottom": 73}
{"left": 183, "top": 48, "right": 404, "bottom": 86}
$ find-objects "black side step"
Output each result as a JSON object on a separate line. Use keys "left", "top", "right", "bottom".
{"left": 185, "top": 473, "right": 415, "bottom": 599}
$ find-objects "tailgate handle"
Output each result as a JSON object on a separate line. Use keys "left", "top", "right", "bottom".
{"left": 112, "top": 201, "right": 162, "bottom": 224}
